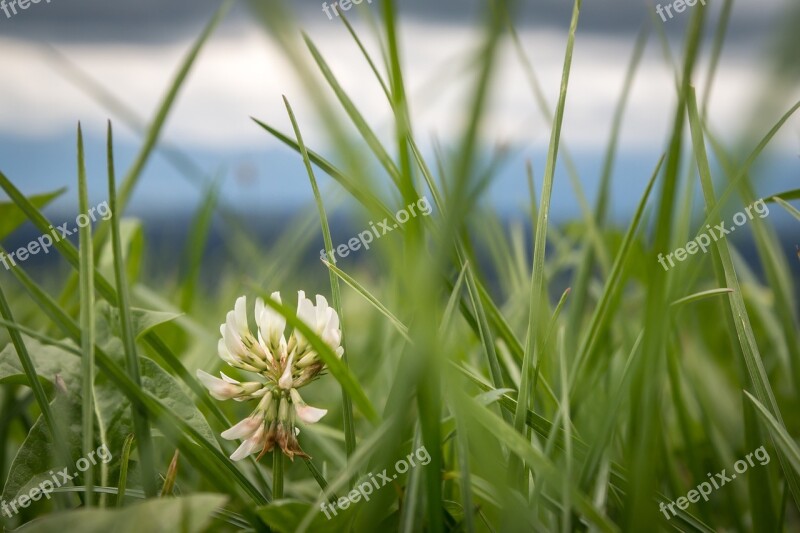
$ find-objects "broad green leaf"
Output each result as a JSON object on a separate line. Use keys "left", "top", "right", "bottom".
{"left": 95, "top": 301, "right": 181, "bottom": 355}
{"left": 0, "top": 335, "right": 80, "bottom": 391}
{"left": 0, "top": 188, "right": 65, "bottom": 241}
{"left": 2, "top": 393, "right": 81, "bottom": 502}
{"left": 18, "top": 494, "right": 227, "bottom": 533}
{"left": 257, "top": 499, "right": 354, "bottom": 533}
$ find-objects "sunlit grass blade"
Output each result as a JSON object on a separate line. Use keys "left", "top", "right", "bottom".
{"left": 670, "top": 288, "right": 734, "bottom": 307}
{"left": 693, "top": 99, "right": 800, "bottom": 236}
{"left": 161, "top": 450, "right": 180, "bottom": 497}
{"left": 773, "top": 196, "right": 800, "bottom": 221}
{"left": 458, "top": 391, "right": 617, "bottom": 533}
{"left": 569, "top": 155, "right": 664, "bottom": 390}
{"left": 251, "top": 118, "right": 397, "bottom": 223}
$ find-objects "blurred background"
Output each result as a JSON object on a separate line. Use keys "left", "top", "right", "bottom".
{"left": 0, "top": 0, "right": 798, "bottom": 274}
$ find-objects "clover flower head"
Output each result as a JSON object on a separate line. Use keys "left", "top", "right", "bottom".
{"left": 197, "top": 292, "right": 342, "bottom": 461}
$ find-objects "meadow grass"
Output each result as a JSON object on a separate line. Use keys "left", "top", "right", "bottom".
{"left": 0, "top": 0, "right": 799, "bottom": 531}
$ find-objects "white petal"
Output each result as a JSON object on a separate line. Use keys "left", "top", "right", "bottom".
{"left": 229, "top": 424, "right": 266, "bottom": 461}
{"left": 219, "top": 371, "right": 241, "bottom": 385}
{"left": 221, "top": 413, "right": 264, "bottom": 440}
{"left": 224, "top": 314, "right": 246, "bottom": 357}
{"left": 258, "top": 293, "right": 286, "bottom": 346}
{"left": 234, "top": 296, "right": 249, "bottom": 335}
{"left": 217, "top": 339, "right": 236, "bottom": 365}
{"left": 297, "top": 292, "right": 316, "bottom": 325}
{"left": 278, "top": 357, "right": 294, "bottom": 389}
{"left": 290, "top": 389, "right": 327, "bottom": 423}
{"left": 255, "top": 297, "right": 265, "bottom": 325}
{"left": 196, "top": 369, "right": 241, "bottom": 400}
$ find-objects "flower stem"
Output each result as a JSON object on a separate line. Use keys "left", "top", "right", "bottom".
{"left": 273, "top": 450, "right": 284, "bottom": 499}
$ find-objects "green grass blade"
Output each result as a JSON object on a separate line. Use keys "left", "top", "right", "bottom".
{"left": 744, "top": 391, "right": 800, "bottom": 474}
{"left": 687, "top": 86, "right": 800, "bottom": 509}
{"left": 77, "top": 123, "right": 96, "bottom": 507}
{"left": 107, "top": 121, "right": 158, "bottom": 498}
{"left": 116, "top": 434, "right": 135, "bottom": 507}
{"left": 322, "top": 259, "right": 410, "bottom": 341}
{"left": 283, "top": 95, "right": 357, "bottom": 463}
{"left": 569, "top": 155, "right": 664, "bottom": 389}
{"left": 517, "top": 0, "right": 583, "bottom": 442}
{"left": 301, "top": 34, "right": 403, "bottom": 189}
{"left": 773, "top": 196, "right": 800, "bottom": 221}
{"left": 114, "top": 0, "right": 234, "bottom": 212}
{"left": 767, "top": 189, "right": 800, "bottom": 202}
{"left": 670, "top": 288, "right": 734, "bottom": 307}
{"left": 693, "top": 99, "right": 800, "bottom": 237}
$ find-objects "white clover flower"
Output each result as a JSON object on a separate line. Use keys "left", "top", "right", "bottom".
{"left": 197, "top": 291, "right": 344, "bottom": 461}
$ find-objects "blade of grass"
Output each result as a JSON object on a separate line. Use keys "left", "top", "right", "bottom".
{"left": 743, "top": 391, "right": 800, "bottom": 473}
{"left": 301, "top": 34, "right": 403, "bottom": 189}
{"left": 670, "top": 288, "right": 734, "bottom": 307}
{"left": 515, "top": 0, "right": 583, "bottom": 458}
{"left": 77, "top": 123, "right": 96, "bottom": 508}
{"left": 116, "top": 434, "right": 135, "bottom": 507}
{"left": 114, "top": 0, "right": 234, "bottom": 213}
{"left": 108, "top": 121, "right": 158, "bottom": 498}
{"left": 322, "top": 259, "right": 410, "bottom": 341}
{"left": 766, "top": 189, "right": 800, "bottom": 202}
{"left": 160, "top": 450, "right": 179, "bottom": 497}
{"left": 283, "top": 96, "right": 357, "bottom": 466}
{"left": 687, "top": 86, "right": 800, "bottom": 509}
{"left": 773, "top": 196, "right": 800, "bottom": 221}
{"left": 0, "top": 286, "right": 72, "bottom": 509}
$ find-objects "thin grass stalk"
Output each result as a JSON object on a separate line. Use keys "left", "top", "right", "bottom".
{"left": 107, "top": 121, "right": 158, "bottom": 498}
{"left": 283, "top": 96, "right": 357, "bottom": 467}
{"left": 77, "top": 124, "right": 96, "bottom": 508}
